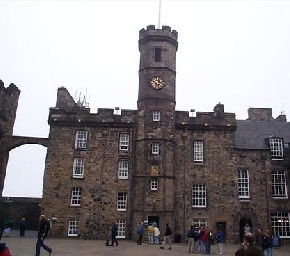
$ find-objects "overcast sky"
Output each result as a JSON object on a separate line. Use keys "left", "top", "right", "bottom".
{"left": 1, "top": 0, "right": 290, "bottom": 198}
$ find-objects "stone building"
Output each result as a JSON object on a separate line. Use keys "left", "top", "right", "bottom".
{"left": 41, "top": 25, "right": 290, "bottom": 243}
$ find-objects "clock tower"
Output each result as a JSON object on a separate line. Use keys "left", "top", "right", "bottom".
{"left": 137, "top": 25, "right": 178, "bottom": 109}
{"left": 133, "top": 25, "right": 178, "bottom": 234}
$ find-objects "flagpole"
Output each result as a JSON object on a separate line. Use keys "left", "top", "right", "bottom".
{"left": 158, "top": 0, "right": 162, "bottom": 29}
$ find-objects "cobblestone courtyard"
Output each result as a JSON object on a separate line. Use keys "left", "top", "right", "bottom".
{"left": 1, "top": 231, "right": 289, "bottom": 256}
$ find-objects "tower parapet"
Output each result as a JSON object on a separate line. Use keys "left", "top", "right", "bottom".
{"left": 139, "top": 25, "right": 178, "bottom": 49}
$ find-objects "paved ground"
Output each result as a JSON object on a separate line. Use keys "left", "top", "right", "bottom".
{"left": 1, "top": 231, "right": 289, "bottom": 256}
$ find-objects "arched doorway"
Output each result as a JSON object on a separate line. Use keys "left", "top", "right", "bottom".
{"left": 3, "top": 144, "right": 47, "bottom": 197}
{"left": 239, "top": 216, "right": 252, "bottom": 242}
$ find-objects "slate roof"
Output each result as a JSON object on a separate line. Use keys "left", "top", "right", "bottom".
{"left": 235, "top": 120, "right": 290, "bottom": 149}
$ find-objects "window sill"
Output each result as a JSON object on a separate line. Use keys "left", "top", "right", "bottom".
{"left": 239, "top": 198, "right": 251, "bottom": 202}
{"left": 73, "top": 176, "right": 84, "bottom": 179}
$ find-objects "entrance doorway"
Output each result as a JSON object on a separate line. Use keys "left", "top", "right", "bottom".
{"left": 216, "top": 222, "right": 226, "bottom": 243}
{"left": 239, "top": 217, "right": 252, "bottom": 242}
{"left": 148, "top": 216, "right": 159, "bottom": 227}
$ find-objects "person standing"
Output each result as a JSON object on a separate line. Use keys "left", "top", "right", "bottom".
{"left": 255, "top": 228, "right": 263, "bottom": 248}
{"left": 110, "top": 222, "right": 119, "bottom": 246}
{"left": 160, "top": 222, "right": 172, "bottom": 250}
{"left": 154, "top": 225, "right": 160, "bottom": 245}
{"left": 35, "top": 215, "right": 52, "bottom": 256}
{"left": 19, "top": 217, "right": 26, "bottom": 237}
{"left": 137, "top": 222, "right": 144, "bottom": 245}
{"left": 187, "top": 225, "right": 195, "bottom": 253}
{"left": 262, "top": 230, "right": 273, "bottom": 256}
{"left": 244, "top": 223, "right": 251, "bottom": 234}
{"left": 216, "top": 229, "right": 224, "bottom": 255}
{"left": 147, "top": 223, "right": 154, "bottom": 245}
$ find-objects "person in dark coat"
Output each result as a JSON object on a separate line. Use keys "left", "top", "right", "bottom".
{"left": 254, "top": 228, "right": 263, "bottom": 248}
{"left": 235, "top": 233, "right": 263, "bottom": 256}
{"left": 35, "top": 215, "right": 52, "bottom": 256}
{"left": 160, "top": 222, "right": 172, "bottom": 250}
{"left": 19, "top": 217, "right": 26, "bottom": 237}
{"left": 110, "top": 222, "right": 119, "bottom": 246}
{"left": 187, "top": 225, "right": 195, "bottom": 253}
{"left": 261, "top": 230, "right": 273, "bottom": 256}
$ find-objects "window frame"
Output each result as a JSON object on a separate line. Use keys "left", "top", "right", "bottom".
{"left": 272, "top": 170, "right": 288, "bottom": 199}
{"left": 271, "top": 212, "right": 290, "bottom": 238}
{"left": 117, "top": 192, "right": 127, "bottom": 211}
{"left": 152, "top": 111, "right": 160, "bottom": 122}
{"left": 116, "top": 219, "right": 126, "bottom": 238}
{"left": 73, "top": 157, "right": 85, "bottom": 178}
{"left": 237, "top": 169, "right": 250, "bottom": 199}
{"left": 119, "top": 134, "right": 129, "bottom": 151}
{"left": 151, "top": 178, "right": 158, "bottom": 191}
{"left": 118, "top": 160, "right": 129, "bottom": 180}
{"left": 152, "top": 143, "right": 160, "bottom": 155}
{"left": 192, "top": 184, "right": 206, "bottom": 208}
{"left": 154, "top": 47, "right": 162, "bottom": 62}
{"left": 70, "top": 187, "right": 82, "bottom": 206}
{"left": 193, "top": 141, "right": 204, "bottom": 163}
{"left": 192, "top": 219, "right": 207, "bottom": 229}
{"left": 75, "top": 130, "right": 88, "bottom": 150}
{"left": 269, "top": 138, "right": 284, "bottom": 160}
{"left": 68, "top": 218, "right": 79, "bottom": 237}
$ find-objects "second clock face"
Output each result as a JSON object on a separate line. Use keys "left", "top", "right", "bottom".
{"left": 150, "top": 76, "right": 165, "bottom": 90}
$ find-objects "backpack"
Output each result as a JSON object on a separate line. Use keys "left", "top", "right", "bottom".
{"left": 0, "top": 243, "right": 11, "bottom": 256}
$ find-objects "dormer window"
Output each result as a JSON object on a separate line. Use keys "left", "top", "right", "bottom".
{"left": 269, "top": 138, "right": 284, "bottom": 160}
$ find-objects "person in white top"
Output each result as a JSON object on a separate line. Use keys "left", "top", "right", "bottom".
{"left": 154, "top": 226, "right": 160, "bottom": 245}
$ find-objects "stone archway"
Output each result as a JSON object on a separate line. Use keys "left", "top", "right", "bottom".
{"left": 0, "top": 135, "right": 48, "bottom": 197}
{"left": 236, "top": 210, "right": 258, "bottom": 242}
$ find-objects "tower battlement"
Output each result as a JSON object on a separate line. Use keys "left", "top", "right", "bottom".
{"left": 139, "top": 25, "right": 178, "bottom": 42}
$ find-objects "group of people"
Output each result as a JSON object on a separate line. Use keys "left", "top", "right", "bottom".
{"left": 137, "top": 222, "right": 161, "bottom": 246}
{"left": 233, "top": 222, "right": 277, "bottom": 256}
{"left": 235, "top": 227, "right": 274, "bottom": 256}
{"left": 2, "top": 214, "right": 277, "bottom": 256}
{"left": 0, "top": 217, "right": 27, "bottom": 239}
{"left": 187, "top": 226, "right": 224, "bottom": 254}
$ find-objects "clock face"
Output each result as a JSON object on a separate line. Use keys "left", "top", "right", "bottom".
{"left": 150, "top": 76, "right": 165, "bottom": 90}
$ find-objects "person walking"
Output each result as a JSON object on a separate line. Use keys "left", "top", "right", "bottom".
{"left": 35, "top": 215, "right": 52, "bottom": 256}
{"left": 187, "top": 225, "right": 195, "bottom": 253}
{"left": 110, "top": 222, "right": 119, "bottom": 246}
{"left": 160, "top": 222, "right": 172, "bottom": 250}
{"left": 216, "top": 229, "right": 224, "bottom": 255}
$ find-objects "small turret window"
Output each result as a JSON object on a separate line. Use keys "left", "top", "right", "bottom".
{"left": 155, "top": 47, "right": 162, "bottom": 62}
